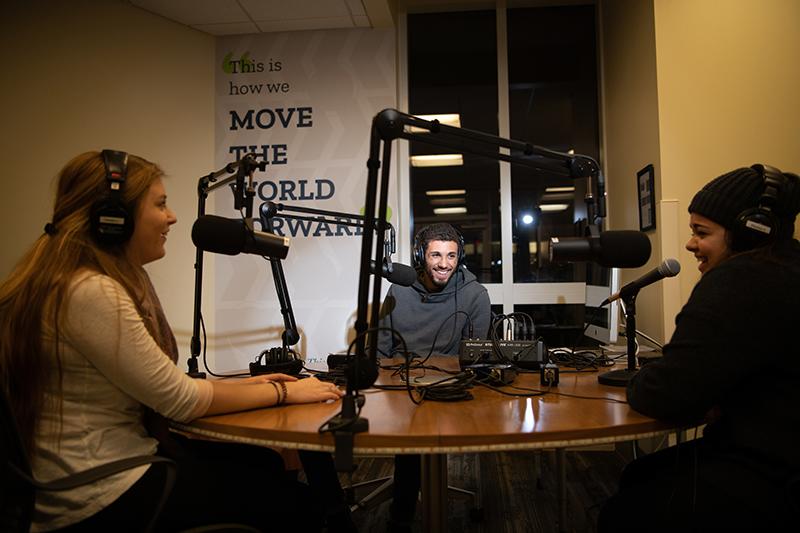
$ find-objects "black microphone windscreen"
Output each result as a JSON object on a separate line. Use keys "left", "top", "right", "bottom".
{"left": 597, "top": 231, "right": 651, "bottom": 268}
{"left": 386, "top": 263, "right": 417, "bottom": 287}
{"left": 191, "top": 215, "right": 245, "bottom": 255}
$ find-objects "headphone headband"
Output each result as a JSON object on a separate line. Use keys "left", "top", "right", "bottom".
{"left": 102, "top": 149, "right": 128, "bottom": 184}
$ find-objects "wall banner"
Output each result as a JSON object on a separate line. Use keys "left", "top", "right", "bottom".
{"left": 213, "top": 29, "right": 396, "bottom": 368}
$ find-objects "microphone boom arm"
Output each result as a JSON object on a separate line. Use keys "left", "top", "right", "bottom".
{"left": 326, "top": 108, "right": 606, "bottom": 473}
{"left": 260, "top": 201, "right": 396, "bottom": 258}
{"left": 252, "top": 199, "right": 400, "bottom": 376}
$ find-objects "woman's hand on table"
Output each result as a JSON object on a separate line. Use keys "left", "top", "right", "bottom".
{"left": 285, "top": 377, "right": 344, "bottom": 404}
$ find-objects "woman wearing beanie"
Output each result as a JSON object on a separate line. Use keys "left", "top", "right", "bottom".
{"left": 598, "top": 165, "right": 800, "bottom": 531}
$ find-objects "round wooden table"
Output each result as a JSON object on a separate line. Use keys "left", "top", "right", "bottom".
{"left": 173, "top": 358, "right": 680, "bottom": 531}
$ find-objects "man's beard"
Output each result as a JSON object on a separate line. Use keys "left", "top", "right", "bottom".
{"left": 426, "top": 265, "right": 453, "bottom": 287}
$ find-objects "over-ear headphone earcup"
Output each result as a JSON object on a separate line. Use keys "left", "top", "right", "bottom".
{"left": 731, "top": 164, "right": 784, "bottom": 251}
{"left": 91, "top": 149, "right": 132, "bottom": 246}
{"left": 732, "top": 207, "right": 777, "bottom": 251}
{"left": 412, "top": 233, "right": 425, "bottom": 269}
{"left": 91, "top": 198, "right": 134, "bottom": 245}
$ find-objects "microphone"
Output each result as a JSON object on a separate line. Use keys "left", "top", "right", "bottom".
{"left": 370, "top": 259, "right": 417, "bottom": 287}
{"left": 549, "top": 230, "right": 651, "bottom": 268}
{"left": 191, "top": 215, "right": 290, "bottom": 259}
{"left": 602, "top": 258, "right": 681, "bottom": 305}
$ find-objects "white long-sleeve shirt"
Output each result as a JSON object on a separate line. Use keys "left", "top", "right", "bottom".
{"left": 32, "top": 272, "right": 213, "bottom": 531}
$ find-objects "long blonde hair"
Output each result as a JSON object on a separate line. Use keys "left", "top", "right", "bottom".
{"left": 0, "top": 151, "right": 165, "bottom": 453}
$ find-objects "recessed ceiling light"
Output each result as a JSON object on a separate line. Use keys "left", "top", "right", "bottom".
{"left": 544, "top": 186, "right": 575, "bottom": 193}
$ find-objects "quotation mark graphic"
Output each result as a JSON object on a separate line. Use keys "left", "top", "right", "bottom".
{"left": 222, "top": 51, "right": 250, "bottom": 73}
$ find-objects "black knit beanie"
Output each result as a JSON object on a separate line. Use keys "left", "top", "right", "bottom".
{"left": 688, "top": 166, "right": 800, "bottom": 236}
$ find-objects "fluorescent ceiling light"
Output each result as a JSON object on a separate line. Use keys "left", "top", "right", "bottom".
{"left": 410, "top": 154, "right": 463, "bottom": 167}
{"left": 433, "top": 207, "right": 467, "bottom": 215}
{"left": 545, "top": 186, "right": 575, "bottom": 193}
{"left": 539, "top": 203, "right": 570, "bottom": 212}
{"left": 425, "top": 189, "right": 466, "bottom": 196}
{"left": 408, "top": 113, "right": 461, "bottom": 133}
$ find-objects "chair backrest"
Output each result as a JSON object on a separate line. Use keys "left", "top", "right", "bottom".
{"left": 0, "top": 387, "right": 35, "bottom": 532}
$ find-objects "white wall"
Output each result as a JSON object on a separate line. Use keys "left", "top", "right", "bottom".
{"left": 0, "top": 0, "right": 215, "bottom": 369}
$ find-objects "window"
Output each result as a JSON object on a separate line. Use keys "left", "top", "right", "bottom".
{"left": 408, "top": 10, "right": 501, "bottom": 283}
{"left": 403, "top": 4, "right": 601, "bottom": 345}
{"left": 508, "top": 5, "right": 599, "bottom": 282}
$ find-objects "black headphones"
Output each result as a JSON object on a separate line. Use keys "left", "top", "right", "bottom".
{"left": 412, "top": 224, "right": 466, "bottom": 268}
{"left": 731, "top": 164, "right": 786, "bottom": 251}
{"left": 90, "top": 149, "right": 134, "bottom": 246}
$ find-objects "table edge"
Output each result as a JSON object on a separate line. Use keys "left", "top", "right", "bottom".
{"left": 171, "top": 422, "right": 681, "bottom": 454}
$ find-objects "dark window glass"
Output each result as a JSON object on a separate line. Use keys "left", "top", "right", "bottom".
{"left": 407, "top": 11, "right": 501, "bottom": 283}
{"left": 508, "top": 5, "right": 600, "bottom": 282}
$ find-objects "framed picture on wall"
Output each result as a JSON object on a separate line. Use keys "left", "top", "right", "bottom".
{"left": 637, "top": 164, "right": 656, "bottom": 231}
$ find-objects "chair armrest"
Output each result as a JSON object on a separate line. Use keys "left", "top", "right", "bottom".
{"left": 9, "top": 455, "right": 175, "bottom": 492}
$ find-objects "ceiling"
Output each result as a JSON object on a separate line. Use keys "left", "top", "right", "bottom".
{"left": 127, "top": 0, "right": 396, "bottom": 35}
{"left": 126, "top": 0, "right": 514, "bottom": 35}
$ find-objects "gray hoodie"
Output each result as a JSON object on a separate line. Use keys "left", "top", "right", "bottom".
{"left": 377, "top": 265, "right": 490, "bottom": 357}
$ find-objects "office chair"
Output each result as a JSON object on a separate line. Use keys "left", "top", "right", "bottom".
{"left": 0, "top": 389, "right": 260, "bottom": 533}
{"left": 0, "top": 387, "right": 177, "bottom": 533}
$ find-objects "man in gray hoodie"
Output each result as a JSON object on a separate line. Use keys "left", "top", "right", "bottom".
{"left": 377, "top": 223, "right": 491, "bottom": 357}
{"left": 376, "top": 222, "right": 490, "bottom": 531}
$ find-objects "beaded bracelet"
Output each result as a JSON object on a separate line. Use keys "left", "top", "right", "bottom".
{"left": 268, "top": 381, "right": 281, "bottom": 406}
{"left": 277, "top": 381, "right": 288, "bottom": 405}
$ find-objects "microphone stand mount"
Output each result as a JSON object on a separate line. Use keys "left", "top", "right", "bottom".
{"left": 188, "top": 154, "right": 266, "bottom": 378}
{"left": 597, "top": 293, "right": 639, "bottom": 386}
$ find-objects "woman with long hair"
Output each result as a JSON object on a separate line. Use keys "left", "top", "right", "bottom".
{"left": 0, "top": 150, "right": 347, "bottom": 531}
